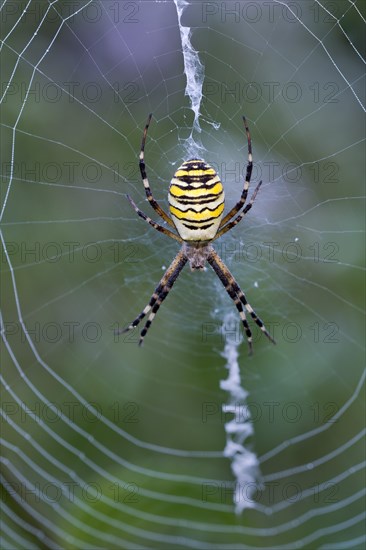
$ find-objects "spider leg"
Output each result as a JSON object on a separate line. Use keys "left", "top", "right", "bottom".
{"left": 208, "top": 249, "right": 275, "bottom": 351}
{"left": 138, "top": 283, "right": 174, "bottom": 346}
{"left": 232, "top": 278, "right": 275, "bottom": 345}
{"left": 119, "top": 248, "right": 187, "bottom": 344}
{"left": 208, "top": 254, "right": 254, "bottom": 353}
{"left": 213, "top": 180, "right": 262, "bottom": 241}
{"left": 126, "top": 194, "right": 182, "bottom": 243}
{"left": 219, "top": 116, "right": 253, "bottom": 228}
{"left": 139, "top": 113, "right": 176, "bottom": 228}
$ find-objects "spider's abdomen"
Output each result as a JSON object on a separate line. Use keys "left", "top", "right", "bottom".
{"left": 168, "top": 159, "right": 225, "bottom": 241}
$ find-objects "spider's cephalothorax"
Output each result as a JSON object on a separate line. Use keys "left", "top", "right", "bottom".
{"left": 169, "top": 159, "right": 224, "bottom": 242}
{"left": 120, "top": 114, "right": 276, "bottom": 353}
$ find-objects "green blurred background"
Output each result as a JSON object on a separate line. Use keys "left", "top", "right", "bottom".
{"left": 1, "top": 0, "right": 365, "bottom": 548}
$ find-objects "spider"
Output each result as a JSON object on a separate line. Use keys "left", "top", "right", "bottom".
{"left": 120, "top": 114, "right": 276, "bottom": 354}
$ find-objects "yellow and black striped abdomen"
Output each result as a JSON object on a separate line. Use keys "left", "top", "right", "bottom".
{"left": 168, "top": 159, "right": 225, "bottom": 241}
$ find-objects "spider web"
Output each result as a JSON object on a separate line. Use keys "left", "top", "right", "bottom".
{"left": 1, "top": 0, "right": 365, "bottom": 548}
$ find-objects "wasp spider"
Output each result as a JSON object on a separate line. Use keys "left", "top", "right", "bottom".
{"left": 120, "top": 114, "right": 275, "bottom": 353}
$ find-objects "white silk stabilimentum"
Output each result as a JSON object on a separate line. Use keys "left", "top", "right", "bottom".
{"left": 220, "top": 312, "right": 261, "bottom": 513}
{"left": 173, "top": 0, "right": 261, "bottom": 513}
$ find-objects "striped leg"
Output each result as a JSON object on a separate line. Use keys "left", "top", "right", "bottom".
{"left": 219, "top": 116, "right": 253, "bottom": 228}
{"left": 208, "top": 249, "right": 275, "bottom": 351}
{"left": 139, "top": 113, "right": 176, "bottom": 228}
{"left": 213, "top": 180, "right": 262, "bottom": 241}
{"left": 119, "top": 249, "right": 188, "bottom": 344}
{"left": 138, "top": 284, "right": 174, "bottom": 346}
{"left": 208, "top": 252, "right": 254, "bottom": 353}
{"left": 126, "top": 194, "right": 182, "bottom": 243}
{"left": 231, "top": 278, "right": 276, "bottom": 345}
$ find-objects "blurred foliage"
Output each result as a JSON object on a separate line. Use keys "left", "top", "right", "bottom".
{"left": 1, "top": 1, "right": 365, "bottom": 548}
